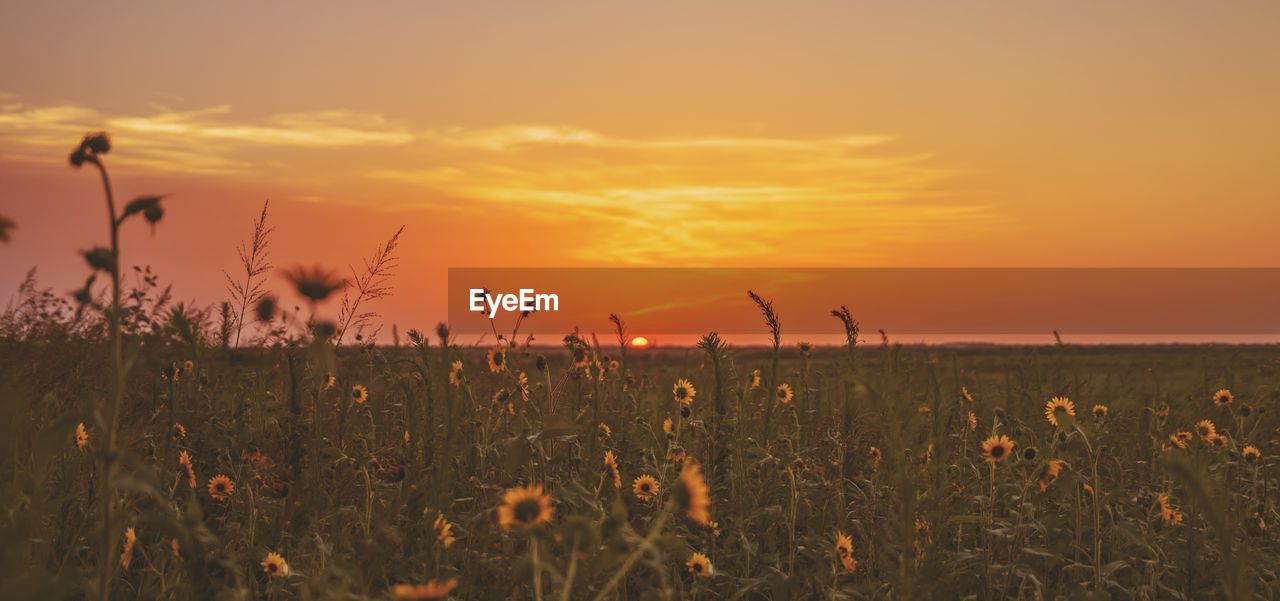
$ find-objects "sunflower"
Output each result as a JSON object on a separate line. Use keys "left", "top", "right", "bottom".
{"left": 323, "top": 372, "right": 336, "bottom": 389}
{"left": 351, "top": 384, "right": 369, "bottom": 404}
{"left": 603, "top": 451, "right": 622, "bottom": 489}
{"left": 393, "top": 579, "right": 459, "bottom": 600}
{"left": 962, "top": 386, "right": 974, "bottom": 403}
{"left": 1242, "top": 445, "right": 1261, "bottom": 463}
{"left": 834, "top": 531, "right": 857, "bottom": 573}
{"left": 1044, "top": 397, "right": 1076, "bottom": 427}
{"left": 208, "top": 474, "right": 235, "bottom": 501}
{"left": 1156, "top": 494, "right": 1183, "bottom": 526}
{"left": 608, "top": 359, "right": 620, "bottom": 371}
{"left": 432, "top": 510, "right": 457, "bottom": 548}
{"left": 1167, "top": 433, "right": 1189, "bottom": 449}
{"left": 75, "top": 422, "right": 89, "bottom": 450}
{"left": 516, "top": 371, "right": 530, "bottom": 401}
{"left": 182, "top": 359, "right": 195, "bottom": 372}
{"left": 1213, "top": 388, "right": 1233, "bottom": 407}
{"left": 597, "top": 422, "right": 612, "bottom": 440}
{"left": 662, "top": 418, "right": 674, "bottom": 438}
{"left": 673, "top": 379, "right": 696, "bottom": 405}
{"left": 1156, "top": 405, "right": 1170, "bottom": 418}
{"left": 1039, "top": 459, "right": 1065, "bottom": 493}
{"left": 487, "top": 346, "right": 507, "bottom": 373}
{"left": 981, "top": 435, "right": 1015, "bottom": 464}
{"left": 179, "top": 450, "right": 197, "bottom": 489}
{"left": 497, "top": 483, "right": 554, "bottom": 530}
{"left": 261, "top": 552, "right": 288, "bottom": 576}
{"left": 868, "top": 446, "right": 882, "bottom": 467}
{"left": 966, "top": 411, "right": 978, "bottom": 431}
{"left": 120, "top": 527, "right": 137, "bottom": 570}
{"left": 686, "top": 552, "right": 713, "bottom": 577}
{"left": 448, "top": 360, "right": 463, "bottom": 386}
{"left": 750, "top": 369, "right": 761, "bottom": 389}
{"left": 1210, "top": 433, "right": 1228, "bottom": 449}
{"left": 633, "top": 474, "right": 660, "bottom": 501}
{"left": 1195, "top": 419, "right": 1217, "bottom": 442}
{"left": 776, "top": 383, "right": 794, "bottom": 405}
{"left": 675, "top": 458, "right": 712, "bottom": 526}
{"left": 1092, "top": 404, "right": 1109, "bottom": 418}
{"left": 171, "top": 422, "right": 187, "bottom": 440}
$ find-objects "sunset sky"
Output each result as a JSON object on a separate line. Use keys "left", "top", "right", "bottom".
{"left": 2, "top": 2, "right": 1279, "bottom": 337}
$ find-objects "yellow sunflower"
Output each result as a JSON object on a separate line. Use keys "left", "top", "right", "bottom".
{"left": 1044, "top": 397, "right": 1076, "bottom": 427}
{"left": 868, "top": 446, "right": 882, "bottom": 467}
{"left": 486, "top": 346, "right": 507, "bottom": 373}
{"left": 962, "top": 386, "right": 974, "bottom": 403}
{"left": 1039, "top": 459, "right": 1064, "bottom": 492}
{"left": 1242, "top": 445, "right": 1261, "bottom": 463}
{"left": 1167, "top": 432, "right": 1189, "bottom": 449}
{"left": 497, "top": 483, "right": 554, "bottom": 530}
{"left": 750, "top": 369, "right": 761, "bottom": 389}
{"left": 323, "top": 372, "right": 336, "bottom": 389}
{"left": 597, "top": 422, "right": 612, "bottom": 439}
{"left": 75, "top": 422, "right": 89, "bottom": 450}
{"left": 261, "top": 552, "right": 288, "bottom": 576}
{"left": 1213, "top": 388, "right": 1233, "bottom": 407}
{"left": 1092, "top": 404, "right": 1108, "bottom": 418}
{"left": 966, "top": 411, "right": 978, "bottom": 431}
{"left": 835, "top": 531, "right": 857, "bottom": 573}
{"left": 673, "top": 379, "right": 696, "bottom": 405}
{"left": 517, "top": 371, "right": 530, "bottom": 401}
{"left": 1195, "top": 419, "right": 1217, "bottom": 441}
{"left": 120, "top": 526, "right": 137, "bottom": 570}
{"left": 1210, "top": 433, "right": 1228, "bottom": 449}
{"left": 633, "top": 475, "right": 660, "bottom": 501}
{"left": 776, "top": 383, "right": 794, "bottom": 405}
{"left": 686, "top": 552, "right": 713, "bottom": 577}
{"left": 676, "top": 458, "right": 712, "bottom": 526}
{"left": 981, "top": 435, "right": 1015, "bottom": 464}
{"left": 351, "top": 384, "right": 369, "bottom": 404}
{"left": 662, "top": 418, "right": 674, "bottom": 438}
{"left": 393, "top": 579, "right": 459, "bottom": 600}
{"left": 603, "top": 450, "right": 622, "bottom": 489}
{"left": 448, "top": 360, "right": 463, "bottom": 386}
{"left": 208, "top": 474, "right": 235, "bottom": 501}
{"left": 171, "top": 422, "right": 187, "bottom": 440}
{"left": 431, "top": 509, "right": 457, "bottom": 548}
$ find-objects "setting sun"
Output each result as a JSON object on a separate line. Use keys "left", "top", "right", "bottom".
{"left": 628, "top": 336, "right": 650, "bottom": 349}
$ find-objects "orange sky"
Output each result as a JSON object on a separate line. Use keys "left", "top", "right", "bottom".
{"left": 2, "top": 2, "right": 1279, "bottom": 337}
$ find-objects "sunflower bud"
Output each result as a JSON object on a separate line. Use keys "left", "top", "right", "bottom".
{"left": 83, "top": 132, "right": 111, "bottom": 154}
{"left": 83, "top": 247, "right": 116, "bottom": 274}
{"left": 255, "top": 295, "right": 278, "bottom": 322}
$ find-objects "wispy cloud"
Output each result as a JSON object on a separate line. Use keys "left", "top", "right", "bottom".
{"left": 0, "top": 98, "right": 412, "bottom": 174}
{"left": 375, "top": 125, "right": 997, "bottom": 264}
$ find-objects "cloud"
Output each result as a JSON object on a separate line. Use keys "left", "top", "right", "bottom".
{"left": 0, "top": 98, "right": 412, "bottom": 174}
{"left": 374, "top": 125, "right": 997, "bottom": 264}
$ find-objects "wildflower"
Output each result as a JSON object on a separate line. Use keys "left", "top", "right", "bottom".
{"left": 486, "top": 346, "right": 507, "bottom": 373}
{"left": 750, "top": 369, "right": 761, "bottom": 389}
{"left": 868, "top": 446, "right": 882, "bottom": 468}
{"left": 75, "top": 422, "right": 89, "bottom": 450}
{"left": 497, "top": 483, "right": 554, "bottom": 530}
{"left": 835, "top": 531, "right": 857, "bottom": 573}
{"left": 962, "top": 386, "right": 974, "bottom": 403}
{"left": 1213, "top": 388, "right": 1233, "bottom": 407}
{"left": 1092, "top": 404, "right": 1108, "bottom": 418}
{"left": 608, "top": 359, "right": 620, "bottom": 371}
{"left": 281, "top": 264, "right": 346, "bottom": 302}
{"left": 1044, "top": 397, "right": 1076, "bottom": 427}
{"left": 604, "top": 450, "right": 621, "bottom": 489}
{"left": 673, "top": 379, "right": 696, "bottom": 405}
{"left": 662, "top": 418, "right": 674, "bottom": 438}
{"left": 776, "top": 383, "right": 794, "bottom": 405}
{"left": 120, "top": 527, "right": 137, "bottom": 570}
{"left": 1195, "top": 419, "right": 1217, "bottom": 442}
{"left": 1156, "top": 494, "right": 1182, "bottom": 526}
{"left": 966, "top": 411, "right": 977, "bottom": 432}
{"left": 171, "top": 422, "right": 187, "bottom": 440}
{"left": 597, "top": 422, "right": 612, "bottom": 439}
{"left": 351, "top": 384, "right": 369, "bottom": 404}
{"left": 322, "top": 372, "right": 336, "bottom": 389}
{"left": 675, "top": 458, "right": 712, "bottom": 526}
{"left": 431, "top": 510, "right": 457, "bottom": 548}
{"left": 179, "top": 450, "right": 197, "bottom": 489}
{"left": 1210, "top": 433, "right": 1229, "bottom": 449}
{"left": 1242, "top": 445, "right": 1261, "bottom": 463}
{"left": 261, "top": 552, "right": 288, "bottom": 576}
{"left": 208, "top": 474, "right": 235, "bottom": 501}
{"left": 1022, "top": 446, "right": 1038, "bottom": 461}
{"left": 633, "top": 475, "right": 660, "bottom": 501}
{"left": 517, "top": 371, "right": 530, "bottom": 401}
{"left": 448, "top": 360, "right": 463, "bottom": 386}
{"left": 1039, "top": 459, "right": 1064, "bottom": 492}
{"left": 981, "top": 435, "right": 1015, "bottom": 464}
{"left": 162, "top": 363, "right": 181, "bottom": 382}
{"left": 686, "top": 552, "right": 713, "bottom": 577}
{"left": 1156, "top": 405, "right": 1170, "bottom": 418}
{"left": 393, "top": 580, "right": 459, "bottom": 600}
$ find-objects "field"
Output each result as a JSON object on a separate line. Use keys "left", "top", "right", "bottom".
{"left": 3, "top": 285, "right": 1280, "bottom": 600}
{"left": 2, "top": 135, "right": 1280, "bottom": 601}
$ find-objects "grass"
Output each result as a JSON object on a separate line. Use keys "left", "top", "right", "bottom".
{"left": 1, "top": 133, "right": 1278, "bottom": 600}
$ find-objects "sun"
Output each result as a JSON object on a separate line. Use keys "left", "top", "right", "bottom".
{"left": 629, "top": 336, "right": 650, "bottom": 348}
